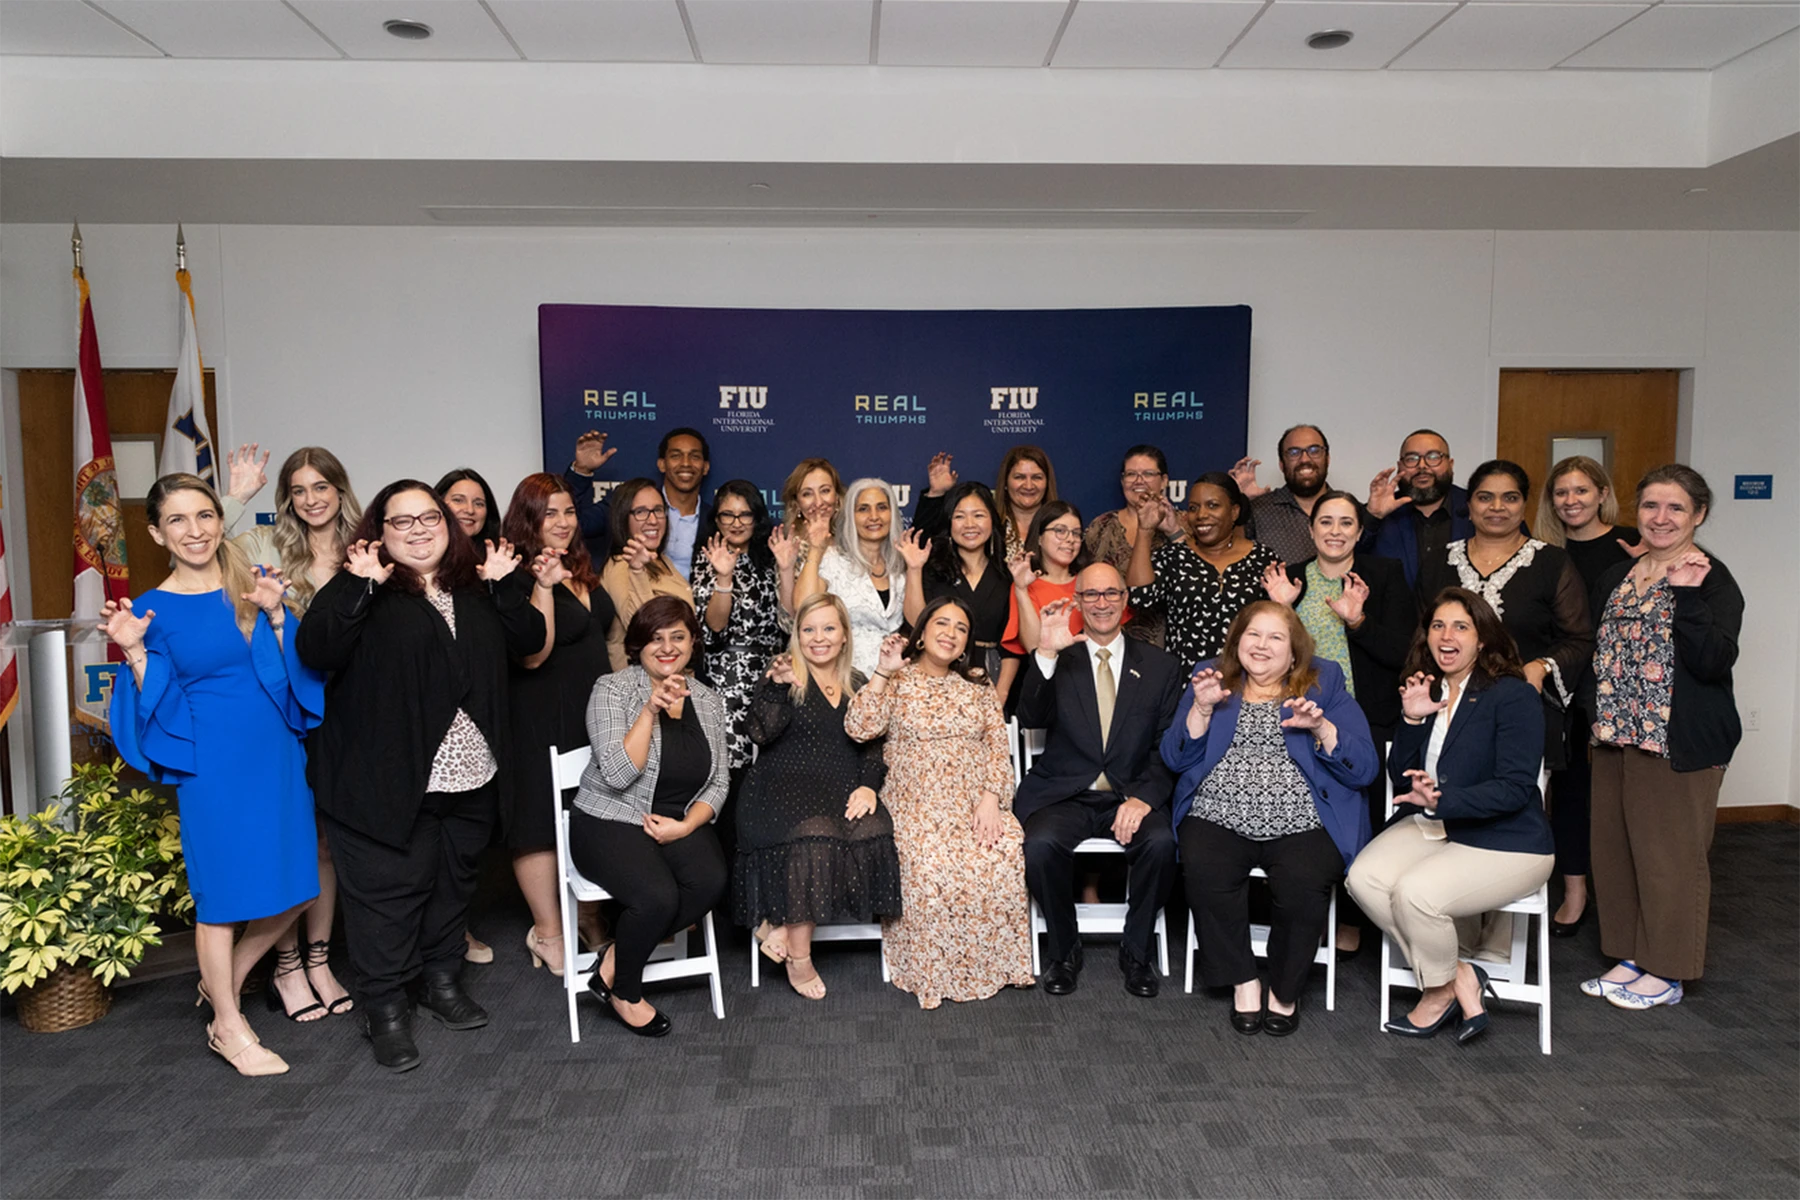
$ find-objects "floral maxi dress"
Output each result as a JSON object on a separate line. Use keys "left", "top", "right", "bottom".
{"left": 844, "top": 667, "right": 1035, "bottom": 1009}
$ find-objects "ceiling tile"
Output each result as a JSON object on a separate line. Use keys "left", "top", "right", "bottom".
{"left": 1562, "top": 3, "right": 1798, "bottom": 66}
{"left": 288, "top": 0, "right": 519, "bottom": 59}
{"left": 485, "top": 0, "right": 693, "bottom": 61}
{"left": 1221, "top": 1, "right": 1457, "bottom": 68}
{"left": 1053, "top": 0, "right": 1264, "bottom": 68}
{"left": 879, "top": 0, "right": 1070, "bottom": 67}
{"left": 0, "top": 0, "right": 162, "bottom": 55}
{"left": 93, "top": 1, "right": 338, "bottom": 58}
{"left": 684, "top": 0, "right": 872, "bottom": 65}
{"left": 1392, "top": 2, "right": 1647, "bottom": 69}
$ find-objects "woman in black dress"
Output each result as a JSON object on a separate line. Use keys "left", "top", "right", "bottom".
{"left": 498, "top": 472, "right": 616, "bottom": 976}
{"left": 900, "top": 481, "right": 1022, "bottom": 705}
{"left": 1534, "top": 455, "right": 1640, "bottom": 933}
{"left": 436, "top": 468, "right": 501, "bottom": 547}
{"left": 735, "top": 593, "right": 903, "bottom": 999}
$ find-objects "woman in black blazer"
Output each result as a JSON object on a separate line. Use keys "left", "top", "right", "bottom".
{"left": 1345, "top": 587, "right": 1554, "bottom": 1046}
{"left": 298, "top": 479, "right": 547, "bottom": 1073}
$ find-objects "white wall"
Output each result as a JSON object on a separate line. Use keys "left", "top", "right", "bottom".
{"left": 2, "top": 221, "right": 1794, "bottom": 808}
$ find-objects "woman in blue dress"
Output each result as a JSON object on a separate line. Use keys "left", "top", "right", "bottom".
{"left": 105, "top": 474, "right": 324, "bottom": 1078}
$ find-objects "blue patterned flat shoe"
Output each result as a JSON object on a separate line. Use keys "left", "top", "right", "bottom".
{"left": 1580, "top": 960, "right": 1642, "bottom": 998}
{"left": 1605, "top": 977, "right": 1683, "bottom": 1010}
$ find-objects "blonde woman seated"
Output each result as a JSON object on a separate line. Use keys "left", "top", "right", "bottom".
{"left": 734, "top": 594, "right": 903, "bottom": 999}
{"left": 844, "top": 595, "right": 1035, "bottom": 1008}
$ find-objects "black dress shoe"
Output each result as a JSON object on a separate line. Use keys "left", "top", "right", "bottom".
{"left": 1262, "top": 1008, "right": 1300, "bottom": 1037}
{"left": 1550, "top": 908, "right": 1588, "bottom": 938}
{"left": 363, "top": 998, "right": 421, "bottom": 1073}
{"left": 1230, "top": 1006, "right": 1263, "bottom": 1035}
{"left": 1042, "top": 959, "right": 1080, "bottom": 996}
{"left": 411, "top": 970, "right": 488, "bottom": 1031}
{"left": 1122, "top": 958, "right": 1160, "bottom": 999}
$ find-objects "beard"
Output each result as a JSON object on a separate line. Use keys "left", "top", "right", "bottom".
{"left": 1284, "top": 470, "right": 1327, "bottom": 500}
{"left": 1406, "top": 470, "right": 1454, "bottom": 507}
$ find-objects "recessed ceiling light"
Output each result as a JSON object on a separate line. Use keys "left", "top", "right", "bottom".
{"left": 1306, "top": 30, "right": 1354, "bottom": 50}
{"left": 384, "top": 19, "right": 433, "bottom": 41}
{"left": 749, "top": 182, "right": 772, "bottom": 192}
{"left": 1684, "top": 187, "right": 1710, "bottom": 196}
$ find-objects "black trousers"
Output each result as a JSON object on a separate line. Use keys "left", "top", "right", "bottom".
{"left": 1179, "top": 817, "right": 1341, "bottom": 1006}
{"left": 1549, "top": 706, "right": 1593, "bottom": 877}
{"left": 569, "top": 812, "right": 727, "bottom": 1003}
{"left": 1022, "top": 794, "right": 1176, "bottom": 966}
{"left": 322, "top": 781, "right": 496, "bottom": 1009}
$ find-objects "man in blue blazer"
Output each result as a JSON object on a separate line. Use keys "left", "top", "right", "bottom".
{"left": 1015, "top": 564, "right": 1185, "bottom": 998}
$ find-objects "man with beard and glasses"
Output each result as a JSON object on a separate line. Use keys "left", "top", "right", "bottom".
{"left": 1233, "top": 425, "right": 1337, "bottom": 566}
{"left": 1361, "top": 429, "right": 1474, "bottom": 589}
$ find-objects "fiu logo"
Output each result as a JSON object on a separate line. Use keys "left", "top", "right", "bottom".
{"left": 1133, "top": 391, "right": 1204, "bottom": 423}
{"left": 853, "top": 393, "right": 927, "bottom": 425}
{"left": 718, "top": 386, "right": 768, "bottom": 409}
{"left": 990, "top": 387, "right": 1038, "bottom": 411}
{"left": 984, "top": 386, "right": 1044, "bottom": 433}
{"left": 582, "top": 389, "right": 656, "bottom": 423}
{"left": 82, "top": 663, "right": 122, "bottom": 707}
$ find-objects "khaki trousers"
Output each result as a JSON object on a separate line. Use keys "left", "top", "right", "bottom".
{"left": 1347, "top": 820, "right": 1553, "bottom": 989}
{"left": 1590, "top": 744, "right": 1723, "bottom": 981}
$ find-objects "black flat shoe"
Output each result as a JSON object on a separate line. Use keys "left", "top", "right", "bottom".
{"left": 1549, "top": 909, "right": 1588, "bottom": 938}
{"left": 363, "top": 999, "right": 421, "bottom": 1073}
{"left": 1042, "top": 959, "right": 1080, "bottom": 996}
{"left": 601, "top": 997, "right": 672, "bottom": 1038}
{"left": 1262, "top": 1009, "right": 1300, "bottom": 1037}
{"left": 1122, "top": 959, "right": 1160, "bottom": 999}
{"left": 1230, "top": 1007, "right": 1263, "bottom": 1036}
{"left": 1384, "top": 1000, "right": 1462, "bottom": 1039}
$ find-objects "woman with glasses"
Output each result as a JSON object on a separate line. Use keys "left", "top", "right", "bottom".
{"left": 298, "top": 480, "right": 548, "bottom": 1072}
{"left": 795, "top": 477, "right": 908, "bottom": 679}
{"left": 1003, "top": 501, "right": 1100, "bottom": 655}
{"left": 1084, "top": 445, "right": 1171, "bottom": 648}
{"left": 602, "top": 477, "right": 695, "bottom": 671}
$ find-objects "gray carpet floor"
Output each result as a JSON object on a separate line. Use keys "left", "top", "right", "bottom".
{"left": 3, "top": 823, "right": 1795, "bottom": 1199}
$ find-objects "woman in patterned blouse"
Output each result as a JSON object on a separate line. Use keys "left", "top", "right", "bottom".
{"left": 1583, "top": 465, "right": 1744, "bottom": 1012}
{"left": 1084, "top": 444, "right": 1171, "bottom": 648}
{"left": 1161, "top": 601, "right": 1375, "bottom": 1037}
{"left": 1128, "top": 471, "right": 1281, "bottom": 672}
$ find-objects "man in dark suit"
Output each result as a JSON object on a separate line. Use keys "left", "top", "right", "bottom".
{"left": 1015, "top": 563, "right": 1185, "bottom": 998}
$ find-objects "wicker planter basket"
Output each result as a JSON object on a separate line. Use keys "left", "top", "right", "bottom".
{"left": 15, "top": 964, "right": 112, "bottom": 1033}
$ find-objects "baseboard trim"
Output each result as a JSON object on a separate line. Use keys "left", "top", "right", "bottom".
{"left": 1717, "top": 805, "right": 1800, "bottom": 826}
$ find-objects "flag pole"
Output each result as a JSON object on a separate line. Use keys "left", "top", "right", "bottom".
{"left": 71, "top": 221, "right": 83, "bottom": 279}
{"left": 176, "top": 223, "right": 186, "bottom": 272}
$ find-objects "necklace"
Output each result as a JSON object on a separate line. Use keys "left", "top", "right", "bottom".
{"left": 1469, "top": 533, "right": 1525, "bottom": 573}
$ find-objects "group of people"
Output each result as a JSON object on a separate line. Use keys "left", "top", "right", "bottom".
{"left": 99, "top": 419, "right": 1743, "bottom": 1075}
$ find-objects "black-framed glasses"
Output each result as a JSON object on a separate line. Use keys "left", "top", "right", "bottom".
{"left": 627, "top": 506, "right": 664, "bottom": 521}
{"left": 1283, "top": 444, "right": 1327, "bottom": 461}
{"left": 715, "top": 512, "right": 754, "bottom": 525}
{"left": 1401, "top": 450, "right": 1449, "bottom": 468}
{"left": 383, "top": 510, "right": 445, "bottom": 532}
{"left": 1075, "top": 588, "right": 1127, "bottom": 604}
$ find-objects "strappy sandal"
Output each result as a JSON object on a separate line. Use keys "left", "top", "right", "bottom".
{"left": 263, "top": 947, "right": 326, "bottom": 1022}
{"left": 754, "top": 921, "right": 789, "bottom": 964}
{"left": 302, "top": 939, "right": 355, "bottom": 1015}
{"left": 786, "top": 955, "right": 826, "bottom": 1001}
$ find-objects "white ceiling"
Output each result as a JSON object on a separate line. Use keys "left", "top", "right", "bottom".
{"left": 1, "top": 0, "right": 1795, "bottom": 71}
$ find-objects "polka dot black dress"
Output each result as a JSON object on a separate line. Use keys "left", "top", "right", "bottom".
{"left": 733, "top": 673, "right": 904, "bottom": 929}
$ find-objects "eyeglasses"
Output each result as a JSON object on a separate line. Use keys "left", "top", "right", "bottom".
{"left": 1041, "top": 526, "right": 1083, "bottom": 542}
{"left": 1283, "top": 444, "right": 1327, "bottom": 461}
{"left": 383, "top": 510, "right": 445, "bottom": 532}
{"left": 628, "top": 506, "right": 664, "bottom": 521}
{"left": 1075, "top": 588, "right": 1127, "bottom": 604}
{"left": 1401, "top": 451, "right": 1449, "bottom": 468}
{"left": 715, "top": 512, "right": 754, "bottom": 525}
{"left": 1121, "top": 470, "right": 1164, "bottom": 482}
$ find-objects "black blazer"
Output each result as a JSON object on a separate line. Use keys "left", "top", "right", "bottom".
{"left": 298, "top": 572, "right": 547, "bottom": 849}
{"left": 1386, "top": 674, "right": 1552, "bottom": 856}
{"left": 1013, "top": 636, "right": 1184, "bottom": 821}
{"left": 1280, "top": 553, "right": 1414, "bottom": 735}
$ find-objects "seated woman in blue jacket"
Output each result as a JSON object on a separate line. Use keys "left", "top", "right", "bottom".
{"left": 1162, "top": 601, "right": 1376, "bottom": 1038}
{"left": 1347, "top": 587, "right": 1553, "bottom": 1046}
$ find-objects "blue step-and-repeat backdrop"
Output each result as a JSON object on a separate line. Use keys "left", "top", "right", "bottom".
{"left": 538, "top": 303, "right": 1252, "bottom": 523}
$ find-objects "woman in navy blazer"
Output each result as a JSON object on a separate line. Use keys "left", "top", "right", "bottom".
{"left": 1162, "top": 601, "right": 1376, "bottom": 1037}
{"left": 1346, "top": 587, "right": 1554, "bottom": 1046}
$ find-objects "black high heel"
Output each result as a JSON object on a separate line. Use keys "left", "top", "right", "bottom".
{"left": 302, "top": 939, "right": 355, "bottom": 1015}
{"left": 1384, "top": 998, "right": 1462, "bottom": 1039}
{"left": 1457, "top": 964, "right": 1499, "bottom": 1046}
{"left": 265, "top": 946, "right": 325, "bottom": 1022}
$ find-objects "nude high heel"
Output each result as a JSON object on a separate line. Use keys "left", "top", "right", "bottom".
{"left": 526, "top": 928, "right": 566, "bottom": 977}
{"left": 207, "top": 1023, "right": 289, "bottom": 1077}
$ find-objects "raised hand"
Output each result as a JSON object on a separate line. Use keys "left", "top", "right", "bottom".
{"left": 1230, "top": 456, "right": 1268, "bottom": 500}
{"left": 573, "top": 431, "right": 616, "bottom": 473}
{"left": 926, "top": 452, "right": 958, "bottom": 497}
{"left": 1280, "top": 696, "right": 1327, "bottom": 731}
{"left": 1007, "top": 551, "right": 1036, "bottom": 592}
{"left": 767, "top": 653, "right": 796, "bottom": 686}
{"left": 1665, "top": 550, "right": 1712, "bottom": 588}
{"left": 1037, "top": 598, "right": 1086, "bottom": 655}
{"left": 478, "top": 538, "right": 522, "bottom": 582}
{"left": 225, "top": 443, "right": 270, "bottom": 505}
{"left": 622, "top": 535, "right": 657, "bottom": 573}
{"left": 876, "top": 632, "right": 908, "bottom": 675}
{"left": 343, "top": 539, "right": 393, "bottom": 584}
{"left": 701, "top": 533, "right": 738, "bottom": 579}
{"left": 530, "top": 547, "right": 570, "bottom": 590}
{"left": 803, "top": 507, "right": 833, "bottom": 550}
{"left": 646, "top": 671, "right": 690, "bottom": 716}
{"left": 1262, "top": 562, "right": 1301, "bottom": 607}
{"left": 767, "top": 525, "right": 799, "bottom": 571}
{"left": 1366, "top": 467, "right": 1409, "bottom": 520}
{"left": 243, "top": 564, "right": 290, "bottom": 614}
{"left": 845, "top": 786, "right": 878, "bottom": 821}
{"left": 1153, "top": 496, "right": 1184, "bottom": 538}
{"left": 1398, "top": 671, "right": 1447, "bottom": 722}
{"left": 1328, "top": 571, "right": 1369, "bottom": 626}
{"left": 898, "top": 527, "right": 932, "bottom": 571}
{"left": 98, "top": 597, "right": 154, "bottom": 651}
{"left": 1189, "top": 667, "right": 1229, "bottom": 713}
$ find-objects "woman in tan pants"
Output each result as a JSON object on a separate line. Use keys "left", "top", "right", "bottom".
{"left": 1347, "top": 589, "right": 1555, "bottom": 1046}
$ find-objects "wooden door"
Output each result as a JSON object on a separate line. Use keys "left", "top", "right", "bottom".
{"left": 17, "top": 369, "right": 220, "bottom": 617}
{"left": 1496, "top": 369, "right": 1680, "bottom": 524}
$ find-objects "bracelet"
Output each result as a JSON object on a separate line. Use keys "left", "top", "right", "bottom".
{"left": 712, "top": 585, "right": 733, "bottom": 595}
{"left": 873, "top": 670, "right": 892, "bottom": 680}
{"left": 126, "top": 653, "right": 147, "bottom": 668}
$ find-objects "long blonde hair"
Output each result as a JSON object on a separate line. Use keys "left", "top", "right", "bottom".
{"left": 270, "top": 446, "right": 362, "bottom": 608}
{"left": 1536, "top": 455, "right": 1619, "bottom": 547}
{"left": 147, "top": 474, "right": 261, "bottom": 640}
{"left": 787, "top": 593, "right": 859, "bottom": 705}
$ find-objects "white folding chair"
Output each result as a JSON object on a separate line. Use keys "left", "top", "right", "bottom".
{"left": 551, "top": 746, "right": 725, "bottom": 1043}
{"left": 1029, "top": 838, "right": 1171, "bottom": 977}
{"left": 1006, "top": 716, "right": 1024, "bottom": 785}
{"left": 1182, "top": 866, "right": 1337, "bottom": 1010}
{"left": 1376, "top": 766, "right": 1553, "bottom": 1054}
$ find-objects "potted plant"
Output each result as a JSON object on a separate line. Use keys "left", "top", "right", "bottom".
{"left": 0, "top": 758, "right": 192, "bottom": 1031}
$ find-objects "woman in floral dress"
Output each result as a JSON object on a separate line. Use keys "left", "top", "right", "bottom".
{"left": 844, "top": 594, "right": 1035, "bottom": 1008}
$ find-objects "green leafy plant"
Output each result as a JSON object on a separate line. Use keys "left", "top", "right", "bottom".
{"left": 0, "top": 759, "right": 192, "bottom": 992}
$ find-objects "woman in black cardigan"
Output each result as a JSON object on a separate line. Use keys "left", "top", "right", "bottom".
{"left": 1584, "top": 465, "right": 1743, "bottom": 1011}
{"left": 299, "top": 479, "right": 547, "bottom": 1072}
